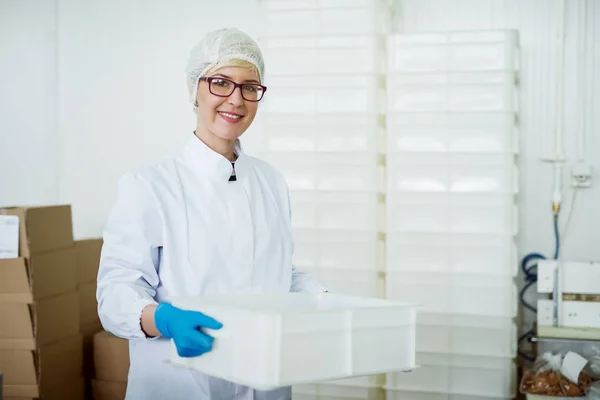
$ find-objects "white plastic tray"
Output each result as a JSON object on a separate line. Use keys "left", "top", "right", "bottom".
{"left": 386, "top": 271, "right": 517, "bottom": 318}
{"left": 265, "top": 152, "right": 381, "bottom": 192}
{"left": 263, "top": 36, "right": 385, "bottom": 75}
{"left": 388, "top": 31, "right": 518, "bottom": 73}
{"left": 299, "top": 268, "right": 384, "bottom": 298}
{"left": 386, "top": 390, "right": 514, "bottom": 400}
{"left": 386, "top": 112, "right": 516, "bottom": 154}
{"left": 169, "top": 293, "right": 416, "bottom": 390}
{"left": 293, "top": 229, "right": 380, "bottom": 270}
{"left": 386, "top": 232, "right": 517, "bottom": 277}
{"left": 264, "top": 1, "right": 391, "bottom": 36}
{"left": 262, "top": 113, "right": 383, "bottom": 153}
{"left": 416, "top": 313, "right": 517, "bottom": 358}
{"left": 293, "top": 383, "right": 382, "bottom": 399}
{"left": 387, "top": 353, "right": 516, "bottom": 397}
{"left": 263, "top": 75, "right": 384, "bottom": 114}
{"left": 387, "top": 153, "right": 517, "bottom": 195}
{"left": 387, "top": 71, "right": 517, "bottom": 113}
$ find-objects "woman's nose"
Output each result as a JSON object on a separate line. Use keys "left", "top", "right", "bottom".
{"left": 227, "top": 86, "right": 244, "bottom": 106}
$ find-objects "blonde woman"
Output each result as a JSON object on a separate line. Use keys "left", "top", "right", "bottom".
{"left": 97, "top": 27, "right": 326, "bottom": 400}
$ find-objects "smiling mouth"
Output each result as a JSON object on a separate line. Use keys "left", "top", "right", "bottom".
{"left": 218, "top": 111, "right": 243, "bottom": 119}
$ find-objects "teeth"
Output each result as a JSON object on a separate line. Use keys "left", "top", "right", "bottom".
{"left": 220, "top": 112, "right": 241, "bottom": 119}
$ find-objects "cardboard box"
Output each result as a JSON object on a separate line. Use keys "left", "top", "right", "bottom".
{"left": 93, "top": 331, "right": 130, "bottom": 383}
{"left": 92, "top": 379, "right": 127, "bottom": 400}
{"left": 79, "top": 282, "right": 99, "bottom": 327}
{"left": 75, "top": 238, "right": 103, "bottom": 285}
{"left": 81, "top": 320, "right": 103, "bottom": 378}
{"left": 0, "top": 291, "right": 80, "bottom": 350}
{"left": 0, "top": 205, "right": 74, "bottom": 259}
{"left": 0, "top": 247, "right": 77, "bottom": 303}
{"left": 3, "top": 378, "right": 85, "bottom": 400}
{"left": 0, "top": 335, "right": 83, "bottom": 398}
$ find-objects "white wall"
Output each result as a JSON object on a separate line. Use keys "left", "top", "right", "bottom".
{"left": 0, "top": 0, "right": 59, "bottom": 206}
{"left": 394, "top": 0, "right": 600, "bottom": 263}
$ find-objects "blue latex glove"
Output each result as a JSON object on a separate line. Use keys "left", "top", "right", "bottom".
{"left": 154, "top": 302, "right": 223, "bottom": 358}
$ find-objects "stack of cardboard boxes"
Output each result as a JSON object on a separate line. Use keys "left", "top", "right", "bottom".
{"left": 0, "top": 206, "right": 84, "bottom": 400}
{"left": 75, "top": 239, "right": 104, "bottom": 398}
{"left": 92, "top": 331, "right": 129, "bottom": 400}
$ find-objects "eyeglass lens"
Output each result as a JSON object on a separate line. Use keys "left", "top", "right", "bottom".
{"left": 209, "top": 78, "right": 265, "bottom": 101}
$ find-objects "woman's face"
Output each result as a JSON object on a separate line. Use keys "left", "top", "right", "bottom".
{"left": 195, "top": 66, "right": 260, "bottom": 141}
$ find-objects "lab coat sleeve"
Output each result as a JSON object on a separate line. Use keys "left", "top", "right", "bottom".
{"left": 97, "top": 172, "right": 163, "bottom": 340}
{"left": 284, "top": 185, "right": 328, "bottom": 293}
{"left": 291, "top": 264, "right": 328, "bottom": 293}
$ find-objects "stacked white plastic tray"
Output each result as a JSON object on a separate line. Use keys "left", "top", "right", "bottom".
{"left": 259, "top": 0, "right": 391, "bottom": 398}
{"left": 260, "top": 0, "right": 390, "bottom": 298}
{"left": 385, "top": 31, "right": 520, "bottom": 400}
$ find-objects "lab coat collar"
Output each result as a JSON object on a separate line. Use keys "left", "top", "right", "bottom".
{"left": 183, "top": 134, "right": 247, "bottom": 182}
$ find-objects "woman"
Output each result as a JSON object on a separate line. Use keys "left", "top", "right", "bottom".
{"left": 97, "top": 27, "right": 326, "bottom": 400}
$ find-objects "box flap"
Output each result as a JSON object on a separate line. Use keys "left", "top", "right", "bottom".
{"left": 79, "top": 282, "right": 99, "bottom": 327}
{"left": 36, "top": 291, "right": 80, "bottom": 346}
{"left": 32, "top": 247, "right": 77, "bottom": 300}
{"left": 92, "top": 379, "right": 127, "bottom": 400}
{"left": 3, "top": 385, "right": 39, "bottom": 398}
{"left": 43, "top": 378, "right": 85, "bottom": 400}
{"left": 0, "top": 248, "right": 77, "bottom": 303}
{"left": 0, "top": 303, "right": 35, "bottom": 348}
{"left": 0, "top": 348, "right": 37, "bottom": 385}
{"left": 2, "top": 205, "right": 74, "bottom": 258}
{"left": 75, "top": 238, "right": 103, "bottom": 285}
{"left": 4, "top": 377, "right": 84, "bottom": 399}
{"left": 39, "top": 335, "right": 83, "bottom": 391}
{"left": 93, "top": 331, "right": 130, "bottom": 382}
{"left": 0, "top": 258, "right": 32, "bottom": 302}
{"left": 81, "top": 320, "right": 103, "bottom": 338}
{"left": 0, "top": 292, "right": 80, "bottom": 349}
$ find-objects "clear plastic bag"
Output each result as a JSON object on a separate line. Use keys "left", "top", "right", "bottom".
{"left": 520, "top": 351, "right": 598, "bottom": 397}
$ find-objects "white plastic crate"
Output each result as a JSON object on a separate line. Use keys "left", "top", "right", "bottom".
{"left": 388, "top": 31, "right": 518, "bottom": 73}
{"left": 386, "top": 193, "right": 517, "bottom": 235}
{"left": 265, "top": 152, "right": 381, "bottom": 192}
{"left": 169, "top": 293, "right": 416, "bottom": 389}
{"left": 387, "top": 153, "right": 517, "bottom": 194}
{"left": 263, "top": 75, "right": 384, "bottom": 114}
{"left": 266, "top": 152, "right": 317, "bottom": 190}
{"left": 300, "top": 268, "right": 384, "bottom": 298}
{"left": 262, "top": 113, "right": 383, "bottom": 153}
{"left": 386, "top": 272, "right": 517, "bottom": 317}
{"left": 318, "top": 154, "right": 383, "bottom": 191}
{"left": 386, "top": 232, "right": 517, "bottom": 277}
{"left": 416, "top": 313, "right": 516, "bottom": 358}
{"left": 387, "top": 112, "right": 517, "bottom": 154}
{"left": 289, "top": 191, "right": 380, "bottom": 230}
{"left": 293, "top": 229, "right": 381, "bottom": 270}
{"left": 263, "top": 36, "right": 385, "bottom": 75}
{"left": 387, "top": 353, "right": 516, "bottom": 397}
{"left": 325, "top": 374, "right": 384, "bottom": 388}
{"left": 264, "top": 0, "right": 385, "bottom": 10}
{"left": 264, "top": 1, "right": 391, "bottom": 36}
{"left": 387, "top": 72, "right": 517, "bottom": 112}
{"left": 386, "top": 390, "right": 513, "bottom": 400}
{"left": 293, "top": 383, "right": 382, "bottom": 399}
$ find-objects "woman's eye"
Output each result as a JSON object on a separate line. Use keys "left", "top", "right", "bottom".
{"left": 213, "top": 79, "right": 230, "bottom": 87}
{"left": 243, "top": 85, "right": 258, "bottom": 93}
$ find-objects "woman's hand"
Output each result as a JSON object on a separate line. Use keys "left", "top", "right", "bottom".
{"left": 152, "top": 303, "right": 223, "bottom": 357}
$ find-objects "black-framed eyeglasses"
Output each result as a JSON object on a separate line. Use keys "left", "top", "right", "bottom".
{"left": 199, "top": 77, "right": 267, "bottom": 102}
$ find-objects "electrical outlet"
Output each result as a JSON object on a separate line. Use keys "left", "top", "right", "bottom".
{"left": 571, "top": 162, "right": 592, "bottom": 188}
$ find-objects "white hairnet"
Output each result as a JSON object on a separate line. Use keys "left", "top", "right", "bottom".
{"left": 185, "top": 27, "right": 265, "bottom": 105}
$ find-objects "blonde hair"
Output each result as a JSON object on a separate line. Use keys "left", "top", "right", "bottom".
{"left": 205, "top": 58, "right": 261, "bottom": 83}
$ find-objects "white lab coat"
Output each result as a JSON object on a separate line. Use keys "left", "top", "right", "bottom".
{"left": 97, "top": 134, "right": 326, "bottom": 400}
